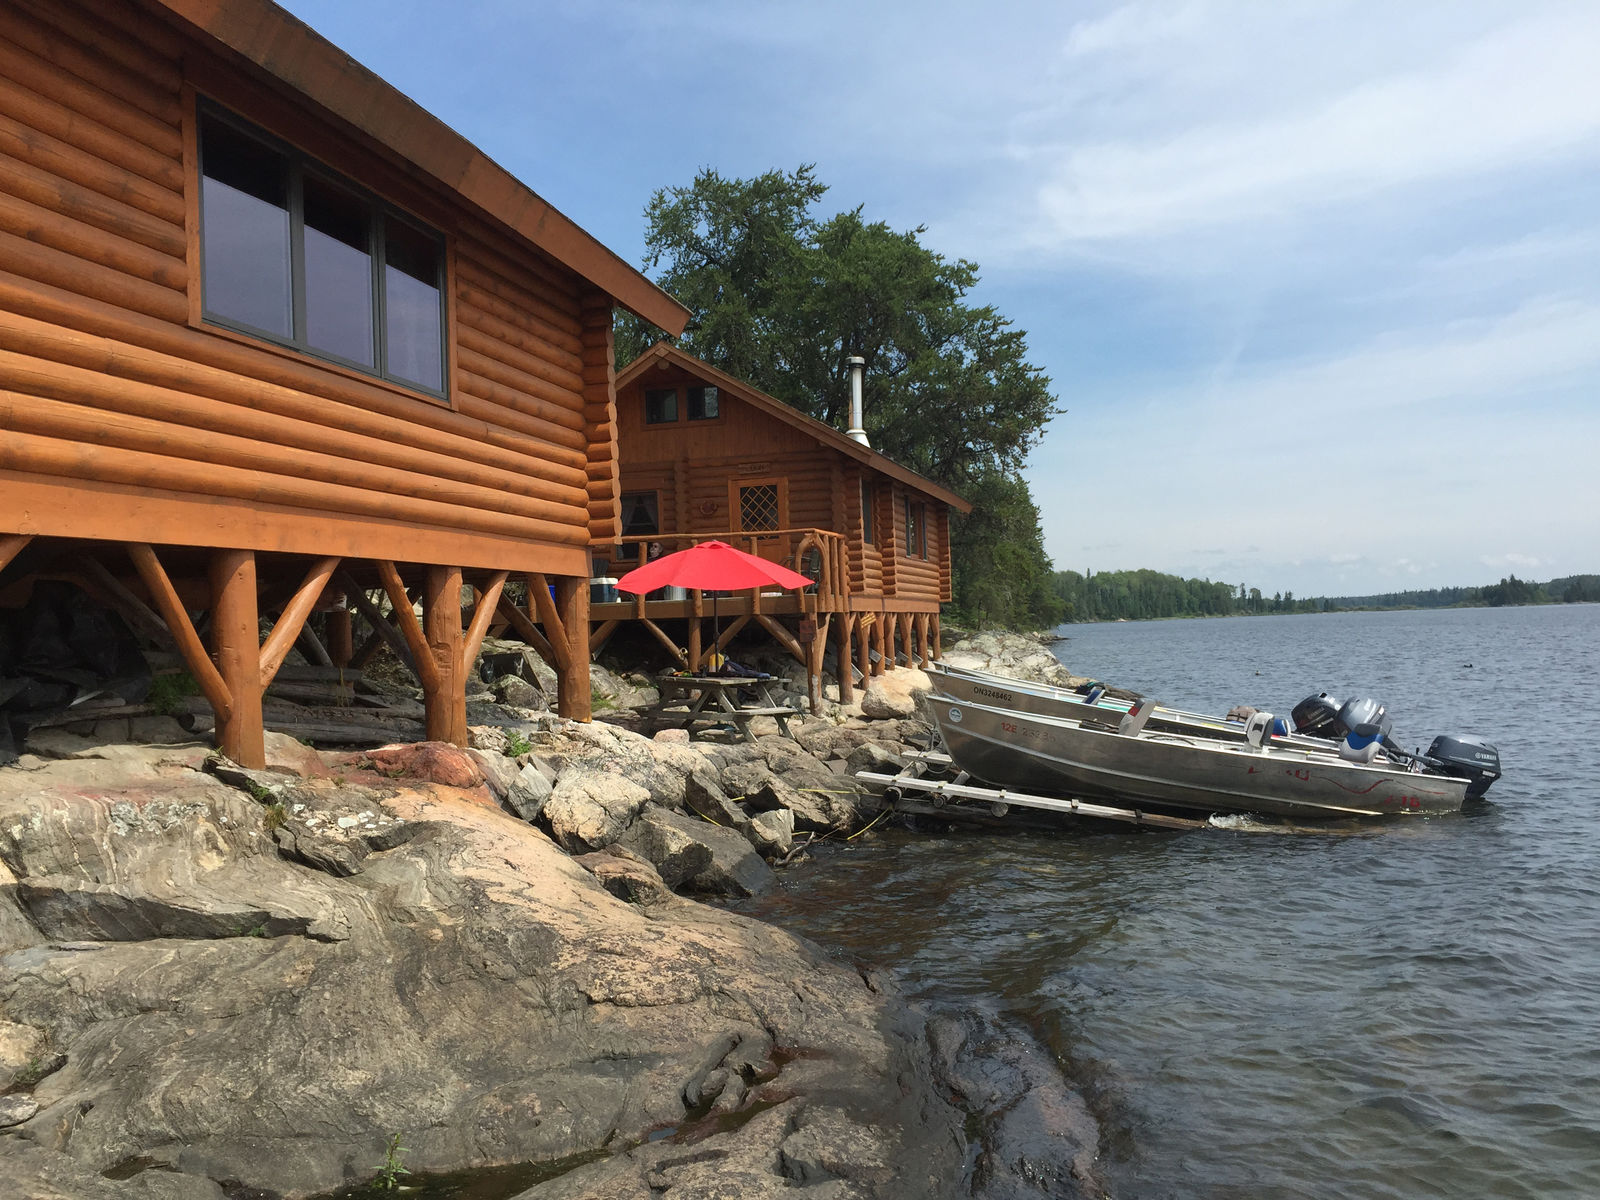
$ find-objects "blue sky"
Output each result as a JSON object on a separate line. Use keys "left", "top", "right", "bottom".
{"left": 282, "top": 0, "right": 1600, "bottom": 597}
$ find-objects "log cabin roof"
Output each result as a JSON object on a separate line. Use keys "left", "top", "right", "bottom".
{"left": 149, "top": 0, "right": 689, "bottom": 335}
{"left": 618, "top": 342, "right": 973, "bottom": 513}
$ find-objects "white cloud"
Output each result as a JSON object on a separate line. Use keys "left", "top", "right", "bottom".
{"left": 1025, "top": 8, "right": 1600, "bottom": 247}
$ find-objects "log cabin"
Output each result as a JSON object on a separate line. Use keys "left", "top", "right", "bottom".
{"left": 594, "top": 342, "right": 971, "bottom": 708}
{"left": 0, "top": 0, "right": 688, "bottom": 767}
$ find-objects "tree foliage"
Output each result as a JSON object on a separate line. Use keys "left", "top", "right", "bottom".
{"left": 617, "top": 166, "right": 1063, "bottom": 629}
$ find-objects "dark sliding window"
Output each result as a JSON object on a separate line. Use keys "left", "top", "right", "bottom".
{"left": 199, "top": 104, "right": 447, "bottom": 398}
{"left": 644, "top": 388, "right": 678, "bottom": 424}
{"left": 687, "top": 385, "right": 719, "bottom": 420}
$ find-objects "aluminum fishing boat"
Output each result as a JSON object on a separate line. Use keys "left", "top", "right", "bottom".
{"left": 928, "top": 695, "right": 1475, "bottom": 818}
{"left": 930, "top": 661, "right": 1318, "bottom": 747}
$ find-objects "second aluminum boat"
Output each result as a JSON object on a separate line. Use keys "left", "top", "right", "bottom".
{"left": 928, "top": 694, "right": 1471, "bottom": 818}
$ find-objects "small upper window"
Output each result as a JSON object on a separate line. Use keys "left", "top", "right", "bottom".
{"left": 645, "top": 388, "right": 678, "bottom": 424}
{"left": 687, "top": 385, "right": 719, "bottom": 420}
{"left": 198, "top": 104, "right": 447, "bottom": 398}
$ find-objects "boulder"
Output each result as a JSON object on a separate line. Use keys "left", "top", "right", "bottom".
{"left": 505, "top": 763, "right": 554, "bottom": 822}
{"left": 572, "top": 844, "right": 676, "bottom": 907}
{"left": 749, "top": 808, "right": 795, "bottom": 857}
{"left": 543, "top": 765, "right": 651, "bottom": 852}
{"left": 860, "top": 668, "right": 933, "bottom": 720}
{"left": 493, "top": 673, "right": 544, "bottom": 710}
{"left": 364, "top": 741, "right": 485, "bottom": 791}
{"left": 846, "top": 741, "right": 906, "bottom": 779}
{"left": 615, "top": 804, "right": 715, "bottom": 889}
{"left": 467, "top": 747, "right": 521, "bottom": 800}
{"left": 0, "top": 1019, "right": 48, "bottom": 1091}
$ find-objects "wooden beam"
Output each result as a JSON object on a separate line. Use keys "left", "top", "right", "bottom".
{"left": 639, "top": 617, "right": 687, "bottom": 667}
{"left": 714, "top": 614, "right": 750, "bottom": 653}
{"left": 339, "top": 569, "right": 418, "bottom": 676}
{"left": 855, "top": 614, "right": 870, "bottom": 691}
{"left": 127, "top": 543, "right": 232, "bottom": 723}
{"left": 495, "top": 591, "right": 558, "bottom": 669}
{"left": 77, "top": 555, "right": 175, "bottom": 648}
{"left": 296, "top": 623, "right": 334, "bottom": 668}
{"left": 755, "top": 613, "right": 805, "bottom": 665}
{"left": 0, "top": 533, "right": 33, "bottom": 576}
{"left": 258, "top": 557, "right": 340, "bottom": 690}
{"left": 422, "top": 564, "right": 467, "bottom": 745}
{"left": 687, "top": 588, "right": 704, "bottom": 672}
{"left": 209, "top": 548, "right": 263, "bottom": 767}
{"left": 836, "top": 613, "right": 855, "bottom": 704}
{"left": 588, "top": 618, "right": 620, "bottom": 656}
{"left": 527, "top": 571, "right": 569, "bottom": 668}
{"left": 374, "top": 560, "right": 441, "bottom": 693}
{"left": 461, "top": 570, "right": 509, "bottom": 676}
{"left": 554, "top": 574, "right": 591, "bottom": 721}
{"left": 327, "top": 607, "right": 354, "bottom": 668}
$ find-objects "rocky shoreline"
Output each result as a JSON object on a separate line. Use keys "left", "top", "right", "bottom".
{"left": 1, "top": 631, "right": 1103, "bottom": 1199}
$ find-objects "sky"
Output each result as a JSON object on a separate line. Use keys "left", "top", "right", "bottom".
{"left": 281, "top": 0, "right": 1600, "bottom": 598}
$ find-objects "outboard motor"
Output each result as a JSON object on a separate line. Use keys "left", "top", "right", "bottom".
{"left": 1421, "top": 734, "right": 1502, "bottom": 800}
{"left": 1292, "top": 692, "right": 1343, "bottom": 738}
{"left": 1335, "top": 697, "right": 1390, "bottom": 741}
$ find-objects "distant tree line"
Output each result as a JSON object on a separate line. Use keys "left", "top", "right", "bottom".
{"left": 1051, "top": 570, "right": 1600, "bottom": 624}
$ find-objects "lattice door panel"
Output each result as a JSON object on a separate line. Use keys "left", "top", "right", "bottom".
{"left": 739, "top": 484, "right": 780, "bottom": 531}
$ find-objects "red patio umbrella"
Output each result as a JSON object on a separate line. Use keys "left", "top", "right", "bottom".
{"left": 614, "top": 540, "right": 812, "bottom": 594}
{"left": 615, "top": 540, "right": 813, "bottom": 672}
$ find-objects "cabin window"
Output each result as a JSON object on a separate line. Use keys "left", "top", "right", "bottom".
{"left": 904, "top": 497, "right": 926, "bottom": 558}
{"left": 617, "top": 490, "right": 660, "bottom": 562}
{"left": 198, "top": 104, "right": 448, "bottom": 398}
{"left": 644, "top": 388, "right": 678, "bottom": 424}
{"left": 687, "top": 385, "right": 719, "bottom": 420}
{"left": 738, "top": 483, "right": 781, "bottom": 532}
{"left": 861, "top": 479, "right": 875, "bottom": 545}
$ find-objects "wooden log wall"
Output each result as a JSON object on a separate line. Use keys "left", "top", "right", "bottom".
{"left": 0, "top": 0, "right": 603, "bottom": 576}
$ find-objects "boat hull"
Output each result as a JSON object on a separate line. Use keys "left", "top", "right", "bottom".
{"left": 931, "top": 696, "right": 1467, "bottom": 818}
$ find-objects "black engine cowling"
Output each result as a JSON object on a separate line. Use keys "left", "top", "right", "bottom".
{"left": 1291, "top": 693, "right": 1343, "bottom": 737}
{"left": 1421, "top": 734, "right": 1502, "bottom": 800}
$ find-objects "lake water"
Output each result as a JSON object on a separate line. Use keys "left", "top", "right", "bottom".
{"left": 745, "top": 605, "right": 1600, "bottom": 1199}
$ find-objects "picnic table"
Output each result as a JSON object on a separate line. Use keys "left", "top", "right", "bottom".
{"left": 653, "top": 672, "right": 799, "bottom": 742}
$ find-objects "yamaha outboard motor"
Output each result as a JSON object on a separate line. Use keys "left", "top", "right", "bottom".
{"left": 1291, "top": 692, "right": 1343, "bottom": 738}
{"left": 1421, "top": 734, "right": 1502, "bottom": 800}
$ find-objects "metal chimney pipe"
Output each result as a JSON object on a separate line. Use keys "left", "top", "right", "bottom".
{"left": 845, "top": 356, "right": 870, "bottom": 447}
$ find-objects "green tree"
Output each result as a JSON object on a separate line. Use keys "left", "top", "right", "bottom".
{"left": 617, "top": 166, "right": 1064, "bottom": 628}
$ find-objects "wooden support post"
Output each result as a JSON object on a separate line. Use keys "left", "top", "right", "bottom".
{"left": 259, "top": 557, "right": 340, "bottom": 689}
{"left": 836, "top": 613, "right": 855, "bottom": 705}
{"left": 461, "top": 571, "right": 509, "bottom": 680}
{"left": 916, "top": 613, "right": 930, "bottom": 668}
{"left": 128, "top": 543, "right": 233, "bottom": 725}
{"left": 871, "top": 616, "right": 886, "bottom": 677}
{"left": 807, "top": 614, "right": 829, "bottom": 714}
{"left": 881, "top": 614, "right": 896, "bottom": 669}
{"left": 932, "top": 613, "right": 942, "bottom": 661}
{"left": 327, "top": 608, "right": 354, "bottom": 668}
{"left": 554, "top": 574, "right": 591, "bottom": 722}
{"left": 901, "top": 613, "right": 915, "bottom": 668}
{"left": 687, "top": 588, "right": 703, "bottom": 673}
{"left": 421, "top": 565, "right": 467, "bottom": 745}
{"left": 856, "top": 615, "right": 871, "bottom": 689}
{"left": 375, "top": 562, "right": 440, "bottom": 693}
{"left": 0, "top": 533, "right": 33, "bottom": 577}
{"left": 210, "top": 548, "right": 264, "bottom": 769}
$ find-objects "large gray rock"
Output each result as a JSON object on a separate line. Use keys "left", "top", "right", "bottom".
{"left": 0, "top": 752, "right": 969, "bottom": 1198}
{"left": 505, "top": 763, "right": 554, "bottom": 822}
{"left": 543, "top": 765, "right": 651, "bottom": 853}
{"left": 614, "top": 804, "right": 714, "bottom": 889}
{"left": 941, "top": 630, "right": 1077, "bottom": 689}
{"left": 618, "top": 805, "right": 776, "bottom": 898}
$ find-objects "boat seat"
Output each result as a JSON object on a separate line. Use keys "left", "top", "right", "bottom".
{"left": 1245, "top": 711, "right": 1274, "bottom": 748}
{"left": 1117, "top": 700, "right": 1155, "bottom": 736}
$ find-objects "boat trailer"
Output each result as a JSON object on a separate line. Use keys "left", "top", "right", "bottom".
{"left": 856, "top": 751, "right": 1210, "bottom": 831}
